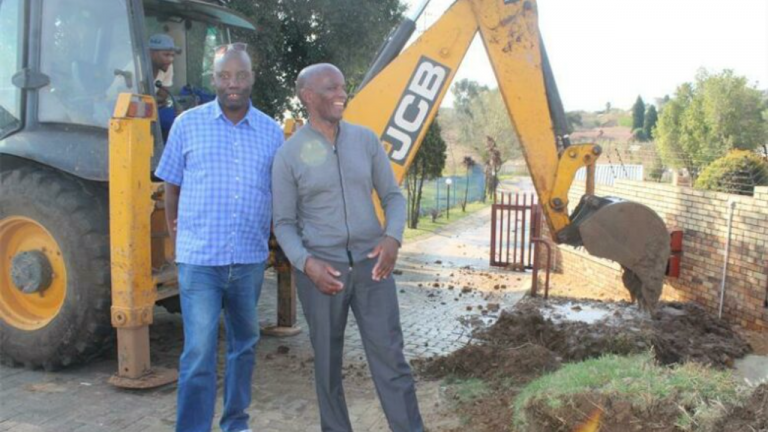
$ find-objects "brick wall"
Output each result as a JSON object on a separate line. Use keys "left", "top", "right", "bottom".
{"left": 544, "top": 181, "right": 768, "bottom": 330}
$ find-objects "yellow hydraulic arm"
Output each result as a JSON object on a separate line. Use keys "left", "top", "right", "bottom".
{"left": 345, "top": 0, "right": 594, "bottom": 237}
{"left": 345, "top": 0, "right": 671, "bottom": 310}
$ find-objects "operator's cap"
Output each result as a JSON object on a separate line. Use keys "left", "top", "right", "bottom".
{"left": 149, "top": 34, "right": 181, "bottom": 53}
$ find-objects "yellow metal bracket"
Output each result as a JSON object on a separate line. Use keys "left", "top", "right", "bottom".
{"left": 108, "top": 93, "right": 177, "bottom": 388}
{"left": 548, "top": 143, "right": 601, "bottom": 217}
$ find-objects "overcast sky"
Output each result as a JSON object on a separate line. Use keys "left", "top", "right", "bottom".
{"left": 404, "top": 0, "right": 768, "bottom": 111}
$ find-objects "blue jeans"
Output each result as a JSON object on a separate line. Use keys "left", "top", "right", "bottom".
{"left": 175, "top": 263, "right": 265, "bottom": 432}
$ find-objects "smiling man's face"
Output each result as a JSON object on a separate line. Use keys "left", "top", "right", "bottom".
{"left": 212, "top": 52, "right": 254, "bottom": 113}
{"left": 303, "top": 68, "right": 347, "bottom": 124}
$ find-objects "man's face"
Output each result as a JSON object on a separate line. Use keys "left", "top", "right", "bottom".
{"left": 150, "top": 50, "right": 175, "bottom": 72}
{"left": 304, "top": 69, "right": 347, "bottom": 123}
{"left": 212, "top": 54, "right": 254, "bottom": 112}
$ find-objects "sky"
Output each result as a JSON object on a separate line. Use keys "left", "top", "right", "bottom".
{"left": 404, "top": 0, "right": 768, "bottom": 112}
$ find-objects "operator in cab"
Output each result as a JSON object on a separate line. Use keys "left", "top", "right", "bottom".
{"left": 148, "top": 33, "right": 181, "bottom": 140}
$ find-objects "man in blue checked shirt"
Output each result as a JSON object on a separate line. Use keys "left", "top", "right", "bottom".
{"left": 155, "top": 44, "right": 282, "bottom": 432}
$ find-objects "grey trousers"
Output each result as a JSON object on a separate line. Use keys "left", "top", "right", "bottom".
{"left": 294, "top": 257, "right": 424, "bottom": 432}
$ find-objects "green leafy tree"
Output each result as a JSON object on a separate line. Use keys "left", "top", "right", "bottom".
{"left": 460, "top": 156, "right": 476, "bottom": 212}
{"left": 227, "top": 0, "right": 404, "bottom": 119}
{"left": 632, "top": 96, "right": 646, "bottom": 132}
{"left": 566, "top": 111, "right": 583, "bottom": 133}
{"left": 405, "top": 120, "right": 447, "bottom": 229}
{"left": 451, "top": 79, "right": 488, "bottom": 119}
{"left": 452, "top": 82, "right": 520, "bottom": 169}
{"left": 631, "top": 128, "right": 647, "bottom": 142}
{"left": 695, "top": 150, "right": 768, "bottom": 195}
{"left": 643, "top": 105, "right": 658, "bottom": 141}
{"left": 655, "top": 69, "right": 768, "bottom": 179}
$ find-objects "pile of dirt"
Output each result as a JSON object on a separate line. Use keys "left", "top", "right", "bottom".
{"left": 650, "top": 302, "right": 752, "bottom": 367}
{"left": 417, "top": 343, "right": 560, "bottom": 383}
{"left": 480, "top": 298, "right": 750, "bottom": 368}
{"left": 417, "top": 298, "right": 751, "bottom": 383}
{"left": 418, "top": 297, "right": 754, "bottom": 431}
{"left": 714, "top": 383, "right": 768, "bottom": 431}
{"left": 475, "top": 300, "right": 655, "bottom": 363}
{"left": 523, "top": 392, "right": 684, "bottom": 432}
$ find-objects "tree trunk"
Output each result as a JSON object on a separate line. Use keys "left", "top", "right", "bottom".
{"left": 413, "top": 173, "right": 426, "bottom": 229}
{"left": 462, "top": 173, "right": 470, "bottom": 212}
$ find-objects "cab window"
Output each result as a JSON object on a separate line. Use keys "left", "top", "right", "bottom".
{"left": 0, "top": 0, "right": 22, "bottom": 136}
{"left": 38, "top": 0, "right": 136, "bottom": 128}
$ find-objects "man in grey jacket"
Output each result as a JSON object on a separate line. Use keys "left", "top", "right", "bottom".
{"left": 272, "top": 63, "right": 424, "bottom": 432}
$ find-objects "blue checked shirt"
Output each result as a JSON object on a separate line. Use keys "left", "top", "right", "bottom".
{"left": 155, "top": 100, "right": 283, "bottom": 266}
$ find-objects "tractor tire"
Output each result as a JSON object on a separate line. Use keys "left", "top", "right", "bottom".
{"left": 0, "top": 165, "right": 113, "bottom": 370}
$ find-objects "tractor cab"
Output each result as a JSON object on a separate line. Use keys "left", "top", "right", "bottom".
{"left": 0, "top": 0, "right": 255, "bottom": 373}
{"left": 0, "top": 0, "right": 255, "bottom": 180}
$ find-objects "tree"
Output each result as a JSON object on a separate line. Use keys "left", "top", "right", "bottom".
{"left": 643, "top": 105, "right": 658, "bottom": 141}
{"left": 632, "top": 96, "right": 646, "bottom": 131}
{"left": 484, "top": 137, "right": 503, "bottom": 200}
{"left": 566, "top": 111, "right": 583, "bottom": 133}
{"left": 451, "top": 79, "right": 488, "bottom": 119}
{"left": 451, "top": 82, "right": 520, "bottom": 170}
{"left": 460, "top": 156, "right": 476, "bottom": 212}
{"left": 655, "top": 69, "right": 768, "bottom": 179}
{"left": 694, "top": 150, "right": 768, "bottom": 195}
{"left": 227, "top": 0, "right": 404, "bottom": 119}
{"left": 405, "top": 120, "right": 447, "bottom": 229}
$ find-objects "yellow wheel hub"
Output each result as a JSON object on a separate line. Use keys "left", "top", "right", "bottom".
{"left": 0, "top": 216, "right": 67, "bottom": 330}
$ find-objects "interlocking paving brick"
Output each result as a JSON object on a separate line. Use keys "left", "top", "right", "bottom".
{"left": 0, "top": 208, "right": 531, "bottom": 431}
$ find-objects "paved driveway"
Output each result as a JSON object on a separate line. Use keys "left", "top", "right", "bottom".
{"left": 0, "top": 209, "right": 530, "bottom": 432}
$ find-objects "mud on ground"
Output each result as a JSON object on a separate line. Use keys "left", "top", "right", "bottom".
{"left": 414, "top": 296, "right": 753, "bottom": 431}
{"left": 420, "top": 297, "right": 751, "bottom": 375}
{"left": 713, "top": 383, "right": 768, "bottom": 431}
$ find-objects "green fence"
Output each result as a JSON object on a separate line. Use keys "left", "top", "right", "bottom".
{"left": 405, "top": 166, "right": 486, "bottom": 216}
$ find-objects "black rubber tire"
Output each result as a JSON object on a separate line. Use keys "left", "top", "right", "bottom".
{"left": 0, "top": 165, "right": 113, "bottom": 370}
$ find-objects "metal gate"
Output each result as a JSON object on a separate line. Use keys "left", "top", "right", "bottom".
{"left": 490, "top": 192, "right": 542, "bottom": 270}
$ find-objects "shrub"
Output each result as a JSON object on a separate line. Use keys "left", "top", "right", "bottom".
{"left": 694, "top": 150, "right": 768, "bottom": 195}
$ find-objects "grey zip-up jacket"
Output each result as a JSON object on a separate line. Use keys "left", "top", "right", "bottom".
{"left": 271, "top": 121, "right": 406, "bottom": 273}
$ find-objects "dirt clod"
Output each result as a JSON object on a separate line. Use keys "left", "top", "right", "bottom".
{"left": 714, "top": 383, "right": 768, "bottom": 431}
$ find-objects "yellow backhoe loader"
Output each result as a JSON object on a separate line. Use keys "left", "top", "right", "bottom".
{"left": 349, "top": 0, "right": 671, "bottom": 312}
{"left": 0, "top": 0, "right": 277, "bottom": 387}
{"left": 0, "top": 0, "right": 671, "bottom": 387}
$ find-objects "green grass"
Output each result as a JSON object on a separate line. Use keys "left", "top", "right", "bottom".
{"left": 618, "top": 115, "right": 633, "bottom": 128}
{"left": 447, "top": 377, "right": 492, "bottom": 403}
{"left": 403, "top": 201, "right": 489, "bottom": 241}
{"left": 512, "top": 353, "right": 745, "bottom": 431}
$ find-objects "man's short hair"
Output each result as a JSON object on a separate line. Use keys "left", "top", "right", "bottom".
{"left": 295, "top": 63, "right": 343, "bottom": 104}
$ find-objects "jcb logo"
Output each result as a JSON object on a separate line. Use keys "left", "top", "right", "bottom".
{"left": 382, "top": 56, "right": 450, "bottom": 165}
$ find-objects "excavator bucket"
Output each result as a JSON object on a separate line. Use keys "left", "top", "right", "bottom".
{"left": 563, "top": 196, "right": 671, "bottom": 311}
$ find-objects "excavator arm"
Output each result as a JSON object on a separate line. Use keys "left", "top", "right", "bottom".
{"left": 344, "top": 0, "right": 670, "bottom": 310}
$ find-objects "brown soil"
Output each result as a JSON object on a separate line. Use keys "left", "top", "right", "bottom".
{"left": 421, "top": 298, "right": 750, "bottom": 374}
{"left": 650, "top": 301, "right": 752, "bottom": 367}
{"left": 416, "top": 296, "right": 753, "bottom": 432}
{"left": 524, "top": 392, "right": 682, "bottom": 432}
{"left": 441, "top": 389, "right": 517, "bottom": 432}
{"left": 417, "top": 343, "right": 560, "bottom": 383}
{"left": 713, "top": 383, "right": 768, "bottom": 431}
